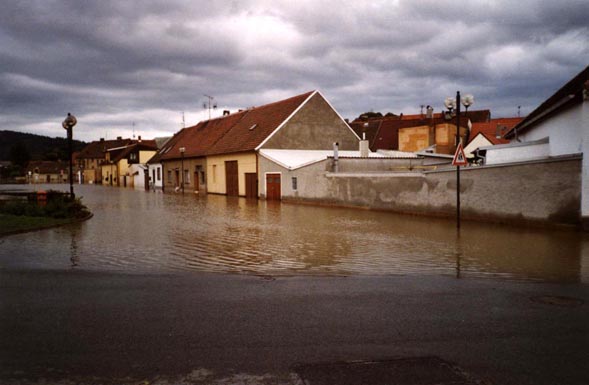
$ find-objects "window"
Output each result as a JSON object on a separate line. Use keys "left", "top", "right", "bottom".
{"left": 184, "top": 169, "right": 190, "bottom": 184}
{"left": 292, "top": 177, "right": 298, "bottom": 191}
{"left": 212, "top": 165, "right": 217, "bottom": 183}
{"left": 157, "top": 168, "right": 161, "bottom": 181}
{"left": 167, "top": 170, "right": 172, "bottom": 184}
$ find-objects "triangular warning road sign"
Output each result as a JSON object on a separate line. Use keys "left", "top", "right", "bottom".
{"left": 452, "top": 143, "right": 468, "bottom": 166}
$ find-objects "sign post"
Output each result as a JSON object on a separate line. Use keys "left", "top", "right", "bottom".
{"left": 452, "top": 142, "right": 468, "bottom": 228}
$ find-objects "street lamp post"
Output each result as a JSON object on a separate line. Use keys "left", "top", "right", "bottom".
{"left": 179, "top": 147, "right": 185, "bottom": 194}
{"left": 444, "top": 92, "right": 474, "bottom": 229}
{"left": 62, "top": 113, "right": 77, "bottom": 199}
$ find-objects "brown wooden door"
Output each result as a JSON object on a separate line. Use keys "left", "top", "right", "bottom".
{"left": 266, "top": 173, "right": 281, "bottom": 200}
{"left": 225, "top": 161, "right": 239, "bottom": 196}
{"left": 245, "top": 173, "right": 258, "bottom": 199}
{"left": 194, "top": 171, "right": 199, "bottom": 191}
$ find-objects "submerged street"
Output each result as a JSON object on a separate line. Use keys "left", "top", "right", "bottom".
{"left": 1, "top": 185, "right": 588, "bottom": 384}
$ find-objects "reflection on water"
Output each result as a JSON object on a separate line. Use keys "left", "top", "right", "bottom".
{"left": 1, "top": 184, "right": 588, "bottom": 283}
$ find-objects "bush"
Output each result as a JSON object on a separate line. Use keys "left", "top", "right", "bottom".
{"left": 0, "top": 191, "right": 90, "bottom": 219}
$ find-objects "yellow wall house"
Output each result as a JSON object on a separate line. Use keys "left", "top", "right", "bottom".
{"left": 160, "top": 90, "right": 360, "bottom": 198}
{"left": 76, "top": 138, "right": 133, "bottom": 184}
{"left": 103, "top": 141, "right": 157, "bottom": 187}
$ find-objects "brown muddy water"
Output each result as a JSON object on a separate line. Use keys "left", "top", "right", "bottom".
{"left": 1, "top": 184, "right": 588, "bottom": 283}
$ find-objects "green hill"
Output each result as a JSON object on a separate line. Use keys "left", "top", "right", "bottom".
{"left": 0, "top": 130, "right": 86, "bottom": 162}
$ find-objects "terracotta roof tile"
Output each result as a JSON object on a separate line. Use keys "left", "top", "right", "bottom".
{"left": 206, "top": 91, "right": 315, "bottom": 156}
{"left": 161, "top": 91, "right": 315, "bottom": 159}
{"left": 77, "top": 139, "right": 133, "bottom": 159}
{"left": 109, "top": 141, "right": 158, "bottom": 162}
{"left": 470, "top": 118, "right": 522, "bottom": 145}
{"left": 350, "top": 115, "right": 470, "bottom": 151}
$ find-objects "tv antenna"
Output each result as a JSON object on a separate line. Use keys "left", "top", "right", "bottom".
{"left": 132, "top": 122, "right": 135, "bottom": 139}
{"left": 203, "top": 94, "right": 217, "bottom": 120}
{"left": 181, "top": 111, "right": 185, "bottom": 128}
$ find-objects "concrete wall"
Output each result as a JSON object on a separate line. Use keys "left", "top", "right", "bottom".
{"left": 206, "top": 152, "right": 257, "bottom": 195}
{"left": 258, "top": 156, "right": 329, "bottom": 199}
{"left": 261, "top": 92, "right": 359, "bottom": 151}
{"left": 332, "top": 157, "right": 427, "bottom": 173}
{"left": 262, "top": 155, "right": 581, "bottom": 227}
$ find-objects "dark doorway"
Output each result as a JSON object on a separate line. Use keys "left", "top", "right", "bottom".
{"left": 225, "top": 161, "right": 239, "bottom": 196}
{"left": 245, "top": 173, "right": 258, "bottom": 199}
{"left": 266, "top": 173, "right": 281, "bottom": 200}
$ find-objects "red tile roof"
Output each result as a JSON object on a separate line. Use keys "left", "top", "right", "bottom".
{"left": 161, "top": 91, "right": 315, "bottom": 159}
{"left": 109, "top": 140, "right": 158, "bottom": 162}
{"left": 350, "top": 115, "right": 470, "bottom": 151}
{"left": 77, "top": 138, "right": 133, "bottom": 159}
{"left": 469, "top": 117, "right": 523, "bottom": 145}
{"left": 206, "top": 91, "right": 315, "bottom": 156}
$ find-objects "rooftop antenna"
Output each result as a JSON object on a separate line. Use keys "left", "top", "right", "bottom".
{"left": 203, "top": 94, "right": 217, "bottom": 120}
{"left": 132, "top": 122, "right": 136, "bottom": 139}
{"left": 420, "top": 105, "right": 425, "bottom": 116}
{"left": 181, "top": 111, "right": 185, "bottom": 128}
{"left": 518, "top": 106, "right": 521, "bottom": 117}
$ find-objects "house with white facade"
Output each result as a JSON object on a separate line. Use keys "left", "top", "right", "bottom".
{"left": 483, "top": 65, "right": 589, "bottom": 227}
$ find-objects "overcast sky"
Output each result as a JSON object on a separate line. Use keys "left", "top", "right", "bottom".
{"left": 1, "top": 0, "right": 588, "bottom": 142}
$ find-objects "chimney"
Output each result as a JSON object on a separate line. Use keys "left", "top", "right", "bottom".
{"left": 223, "top": 110, "right": 230, "bottom": 116}
{"left": 117, "top": 136, "right": 122, "bottom": 140}
{"left": 426, "top": 105, "right": 434, "bottom": 119}
{"left": 359, "top": 134, "right": 369, "bottom": 158}
{"left": 495, "top": 124, "right": 503, "bottom": 139}
{"left": 138, "top": 135, "right": 142, "bottom": 142}
{"left": 100, "top": 138, "right": 104, "bottom": 142}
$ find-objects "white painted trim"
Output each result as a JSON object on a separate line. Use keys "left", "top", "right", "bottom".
{"left": 255, "top": 91, "right": 318, "bottom": 151}
{"left": 263, "top": 171, "right": 282, "bottom": 199}
{"left": 315, "top": 90, "right": 362, "bottom": 141}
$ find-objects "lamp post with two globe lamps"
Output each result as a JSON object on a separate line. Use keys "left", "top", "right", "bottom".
{"left": 443, "top": 92, "right": 474, "bottom": 229}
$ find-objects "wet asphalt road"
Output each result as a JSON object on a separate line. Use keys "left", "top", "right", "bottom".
{"left": 1, "top": 269, "right": 588, "bottom": 385}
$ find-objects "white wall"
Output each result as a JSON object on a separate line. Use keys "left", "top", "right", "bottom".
{"left": 148, "top": 163, "right": 163, "bottom": 190}
{"left": 519, "top": 104, "right": 584, "bottom": 156}
{"left": 464, "top": 133, "right": 492, "bottom": 157}
{"left": 485, "top": 140, "right": 550, "bottom": 165}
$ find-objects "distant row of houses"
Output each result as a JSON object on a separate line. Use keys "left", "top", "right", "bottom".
{"left": 31, "top": 65, "right": 589, "bottom": 227}
{"left": 70, "top": 90, "right": 521, "bottom": 197}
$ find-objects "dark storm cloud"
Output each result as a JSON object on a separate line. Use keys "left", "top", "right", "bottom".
{"left": 0, "top": 0, "right": 587, "bottom": 141}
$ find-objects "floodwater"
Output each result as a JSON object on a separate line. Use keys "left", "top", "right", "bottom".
{"left": 1, "top": 184, "right": 589, "bottom": 283}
